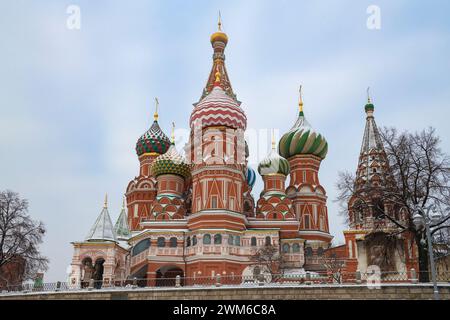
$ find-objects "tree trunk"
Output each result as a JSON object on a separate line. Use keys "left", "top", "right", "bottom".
{"left": 415, "top": 233, "right": 430, "bottom": 282}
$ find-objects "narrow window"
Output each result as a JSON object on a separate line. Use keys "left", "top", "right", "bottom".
{"left": 157, "top": 237, "right": 165, "bottom": 247}
{"left": 214, "top": 234, "right": 222, "bottom": 244}
{"left": 211, "top": 196, "right": 218, "bottom": 209}
{"left": 304, "top": 215, "right": 310, "bottom": 229}
{"left": 203, "top": 234, "right": 211, "bottom": 245}
{"left": 229, "top": 197, "right": 235, "bottom": 211}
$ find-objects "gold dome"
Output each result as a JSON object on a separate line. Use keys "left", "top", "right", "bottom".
{"left": 210, "top": 31, "right": 228, "bottom": 44}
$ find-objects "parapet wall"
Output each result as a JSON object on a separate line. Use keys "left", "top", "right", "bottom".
{"left": 1, "top": 284, "right": 449, "bottom": 300}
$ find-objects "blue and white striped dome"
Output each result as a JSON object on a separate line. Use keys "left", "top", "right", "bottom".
{"left": 246, "top": 166, "right": 256, "bottom": 189}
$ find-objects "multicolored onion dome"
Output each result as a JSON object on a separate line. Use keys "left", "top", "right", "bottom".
{"left": 190, "top": 85, "right": 247, "bottom": 130}
{"left": 151, "top": 143, "right": 191, "bottom": 179}
{"left": 278, "top": 110, "right": 328, "bottom": 160}
{"left": 246, "top": 166, "right": 256, "bottom": 188}
{"left": 136, "top": 120, "right": 171, "bottom": 157}
{"left": 258, "top": 149, "right": 290, "bottom": 176}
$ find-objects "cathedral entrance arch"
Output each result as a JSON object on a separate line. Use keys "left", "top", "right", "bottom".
{"left": 81, "top": 257, "right": 93, "bottom": 288}
{"left": 155, "top": 265, "right": 184, "bottom": 287}
{"left": 93, "top": 258, "right": 105, "bottom": 289}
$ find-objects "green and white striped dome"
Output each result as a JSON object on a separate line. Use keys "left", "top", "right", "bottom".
{"left": 258, "top": 149, "right": 290, "bottom": 176}
{"left": 278, "top": 110, "right": 328, "bottom": 160}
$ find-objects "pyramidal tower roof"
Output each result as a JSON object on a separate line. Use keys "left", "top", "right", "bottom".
{"left": 360, "top": 92, "right": 384, "bottom": 154}
{"left": 85, "top": 194, "right": 117, "bottom": 242}
{"left": 114, "top": 198, "right": 131, "bottom": 240}
{"left": 355, "top": 91, "right": 394, "bottom": 189}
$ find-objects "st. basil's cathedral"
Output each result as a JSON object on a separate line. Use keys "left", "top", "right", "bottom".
{"left": 69, "top": 20, "right": 417, "bottom": 286}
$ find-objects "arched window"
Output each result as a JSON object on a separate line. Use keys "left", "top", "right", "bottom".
{"left": 214, "top": 234, "right": 222, "bottom": 245}
{"left": 317, "top": 247, "right": 324, "bottom": 256}
{"left": 373, "top": 199, "right": 385, "bottom": 219}
{"left": 169, "top": 237, "right": 177, "bottom": 248}
{"left": 251, "top": 237, "right": 257, "bottom": 246}
{"left": 186, "top": 236, "right": 191, "bottom": 247}
{"left": 192, "top": 235, "right": 197, "bottom": 246}
{"left": 292, "top": 243, "right": 300, "bottom": 253}
{"left": 234, "top": 235, "right": 241, "bottom": 246}
{"left": 132, "top": 239, "right": 151, "bottom": 256}
{"left": 305, "top": 247, "right": 313, "bottom": 257}
{"left": 203, "top": 234, "right": 211, "bottom": 245}
{"left": 157, "top": 237, "right": 165, "bottom": 247}
{"left": 228, "top": 235, "right": 234, "bottom": 245}
{"left": 265, "top": 236, "right": 271, "bottom": 246}
{"left": 282, "top": 243, "right": 290, "bottom": 253}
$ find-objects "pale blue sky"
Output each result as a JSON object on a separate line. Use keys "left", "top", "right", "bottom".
{"left": 1, "top": 1, "right": 449, "bottom": 281}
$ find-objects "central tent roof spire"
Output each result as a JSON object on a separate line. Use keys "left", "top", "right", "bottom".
{"left": 201, "top": 13, "right": 236, "bottom": 101}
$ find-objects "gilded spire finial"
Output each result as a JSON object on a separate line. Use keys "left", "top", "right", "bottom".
{"left": 104, "top": 193, "right": 108, "bottom": 208}
{"left": 154, "top": 97, "right": 159, "bottom": 121}
{"left": 299, "top": 85, "right": 304, "bottom": 115}
{"left": 171, "top": 122, "right": 175, "bottom": 144}
{"left": 367, "top": 87, "right": 371, "bottom": 104}
{"left": 218, "top": 11, "right": 222, "bottom": 31}
{"left": 271, "top": 129, "right": 276, "bottom": 150}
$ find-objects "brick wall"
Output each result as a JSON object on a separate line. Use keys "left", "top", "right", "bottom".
{"left": 1, "top": 284, "right": 449, "bottom": 300}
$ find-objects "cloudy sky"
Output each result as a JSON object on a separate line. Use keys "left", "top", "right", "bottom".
{"left": 1, "top": 0, "right": 449, "bottom": 281}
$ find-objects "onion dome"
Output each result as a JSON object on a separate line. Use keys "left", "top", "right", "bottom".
{"left": 151, "top": 124, "right": 191, "bottom": 179}
{"left": 135, "top": 98, "right": 171, "bottom": 157}
{"left": 190, "top": 70, "right": 247, "bottom": 130}
{"left": 246, "top": 166, "right": 256, "bottom": 189}
{"left": 365, "top": 87, "right": 375, "bottom": 113}
{"left": 258, "top": 132, "right": 290, "bottom": 176}
{"left": 278, "top": 86, "right": 328, "bottom": 160}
